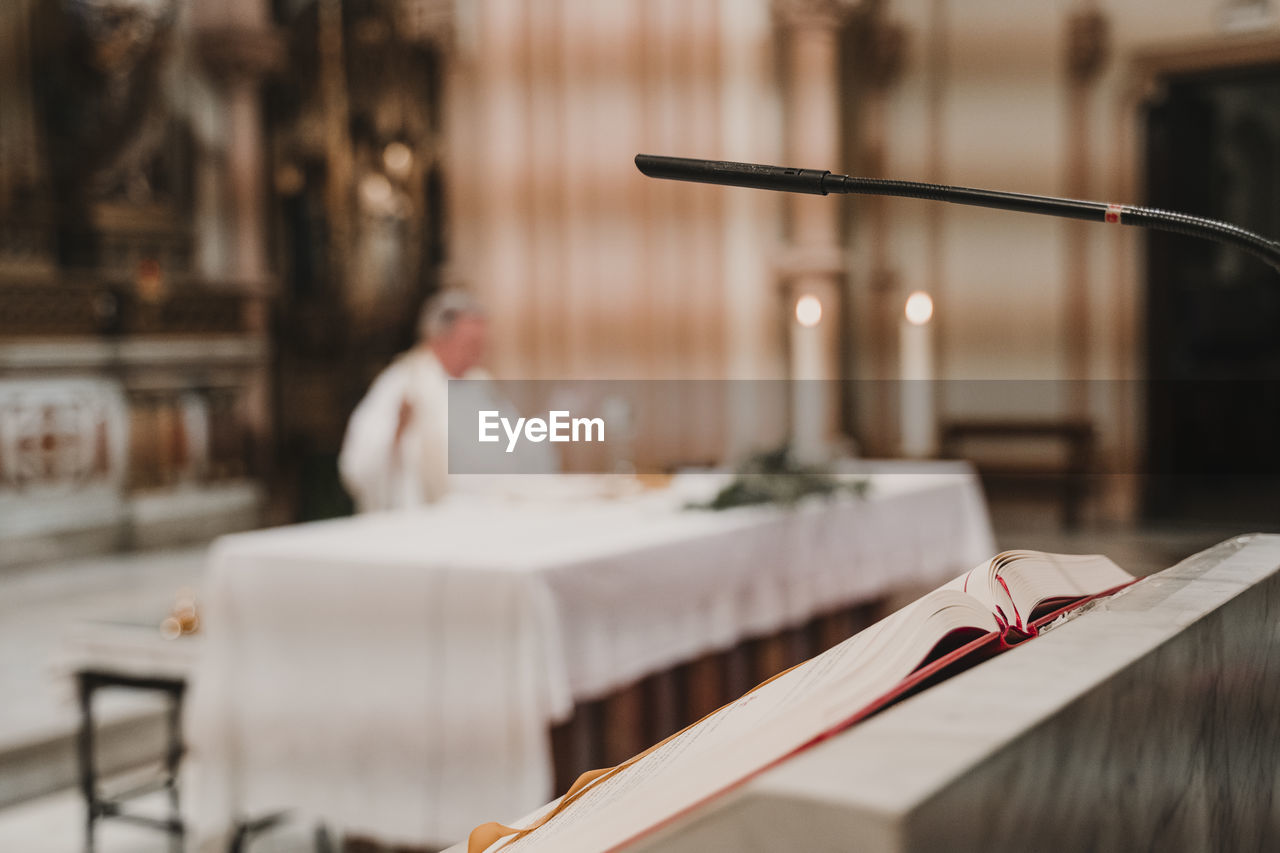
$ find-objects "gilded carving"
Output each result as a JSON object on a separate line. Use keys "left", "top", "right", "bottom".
{"left": 30, "top": 0, "right": 179, "bottom": 205}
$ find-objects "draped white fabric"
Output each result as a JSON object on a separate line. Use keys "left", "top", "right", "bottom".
{"left": 185, "top": 462, "right": 994, "bottom": 848}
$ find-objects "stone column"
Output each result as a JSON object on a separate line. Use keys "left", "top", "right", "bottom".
{"left": 193, "top": 5, "right": 281, "bottom": 287}
{"left": 193, "top": 4, "right": 281, "bottom": 487}
{"left": 773, "top": 0, "right": 857, "bottom": 458}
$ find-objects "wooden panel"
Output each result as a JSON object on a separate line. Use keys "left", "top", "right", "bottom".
{"left": 602, "top": 681, "right": 648, "bottom": 766}
{"left": 681, "top": 651, "right": 728, "bottom": 724}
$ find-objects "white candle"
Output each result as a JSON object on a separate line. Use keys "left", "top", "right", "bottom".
{"left": 792, "top": 293, "right": 827, "bottom": 462}
{"left": 900, "top": 291, "right": 936, "bottom": 458}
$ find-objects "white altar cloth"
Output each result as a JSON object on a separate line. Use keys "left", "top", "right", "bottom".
{"left": 185, "top": 462, "right": 995, "bottom": 848}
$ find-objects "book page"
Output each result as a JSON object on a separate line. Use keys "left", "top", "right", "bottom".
{"left": 491, "top": 591, "right": 999, "bottom": 853}
{"left": 939, "top": 557, "right": 1007, "bottom": 624}
{"left": 997, "top": 552, "right": 1133, "bottom": 629}
{"left": 943, "top": 551, "right": 1134, "bottom": 632}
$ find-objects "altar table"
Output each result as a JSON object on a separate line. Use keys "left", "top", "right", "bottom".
{"left": 185, "top": 462, "right": 994, "bottom": 848}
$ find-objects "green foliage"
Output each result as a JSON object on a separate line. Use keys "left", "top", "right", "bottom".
{"left": 687, "top": 445, "right": 869, "bottom": 511}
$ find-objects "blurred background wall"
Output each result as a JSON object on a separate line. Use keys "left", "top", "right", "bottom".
{"left": 1, "top": 0, "right": 1278, "bottom": 567}
{"left": 445, "top": 0, "right": 787, "bottom": 470}
{"left": 841, "top": 0, "right": 1280, "bottom": 523}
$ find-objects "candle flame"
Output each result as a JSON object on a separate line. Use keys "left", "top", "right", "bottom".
{"left": 905, "top": 291, "right": 933, "bottom": 326}
{"left": 795, "top": 294, "right": 823, "bottom": 328}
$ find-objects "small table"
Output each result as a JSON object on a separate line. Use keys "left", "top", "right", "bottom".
{"left": 63, "top": 620, "right": 198, "bottom": 853}
{"left": 940, "top": 417, "right": 1096, "bottom": 528}
{"left": 76, "top": 669, "right": 186, "bottom": 852}
{"left": 64, "top": 621, "right": 288, "bottom": 853}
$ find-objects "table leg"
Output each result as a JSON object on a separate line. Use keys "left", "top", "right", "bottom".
{"left": 165, "top": 685, "right": 185, "bottom": 853}
{"left": 315, "top": 824, "right": 336, "bottom": 853}
{"left": 76, "top": 673, "right": 97, "bottom": 853}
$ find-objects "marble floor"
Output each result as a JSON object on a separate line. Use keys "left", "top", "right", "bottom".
{"left": 0, "top": 785, "right": 171, "bottom": 853}
{"left": 989, "top": 507, "right": 1256, "bottom": 578}
{"left": 0, "top": 503, "right": 1265, "bottom": 852}
{"left": 0, "top": 784, "right": 318, "bottom": 853}
{"left": 0, "top": 548, "right": 206, "bottom": 756}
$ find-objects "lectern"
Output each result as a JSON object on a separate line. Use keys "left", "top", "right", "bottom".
{"left": 454, "top": 534, "right": 1280, "bottom": 852}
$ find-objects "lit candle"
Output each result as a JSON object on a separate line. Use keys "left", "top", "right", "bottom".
{"left": 900, "top": 291, "right": 935, "bottom": 457}
{"left": 792, "top": 292, "right": 827, "bottom": 462}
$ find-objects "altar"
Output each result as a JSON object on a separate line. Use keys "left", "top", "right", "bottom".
{"left": 184, "top": 461, "right": 995, "bottom": 847}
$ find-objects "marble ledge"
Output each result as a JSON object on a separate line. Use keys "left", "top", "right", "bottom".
{"left": 0, "top": 336, "right": 268, "bottom": 370}
{"left": 631, "top": 533, "right": 1280, "bottom": 853}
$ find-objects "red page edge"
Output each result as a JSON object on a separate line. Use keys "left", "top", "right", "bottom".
{"left": 589, "top": 579, "right": 1140, "bottom": 853}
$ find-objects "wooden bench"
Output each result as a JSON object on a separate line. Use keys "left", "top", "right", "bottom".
{"left": 940, "top": 417, "right": 1096, "bottom": 528}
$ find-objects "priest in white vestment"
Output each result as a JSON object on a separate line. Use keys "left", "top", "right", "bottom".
{"left": 339, "top": 290, "right": 498, "bottom": 511}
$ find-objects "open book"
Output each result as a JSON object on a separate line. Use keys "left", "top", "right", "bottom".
{"left": 470, "top": 551, "right": 1135, "bottom": 853}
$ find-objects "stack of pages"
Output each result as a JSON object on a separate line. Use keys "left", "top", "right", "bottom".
{"left": 471, "top": 551, "right": 1135, "bottom": 853}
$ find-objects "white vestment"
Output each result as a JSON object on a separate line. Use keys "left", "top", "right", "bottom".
{"left": 338, "top": 349, "right": 480, "bottom": 512}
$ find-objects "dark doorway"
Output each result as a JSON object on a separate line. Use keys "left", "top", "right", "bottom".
{"left": 1144, "top": 65, "right": 1280, "bottom": 525}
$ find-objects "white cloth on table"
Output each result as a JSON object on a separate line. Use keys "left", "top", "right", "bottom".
{"left": 185, "top": 462, "right": 995, "bottom": 848}
{"left": 185, "top": 535, "right": 571, "bottom": 850}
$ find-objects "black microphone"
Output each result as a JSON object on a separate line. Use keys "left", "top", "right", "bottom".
{"left": 634, "top": 154, "right": 836, "bottom": 195}
{"left": 634, "top": 153, "right": 1280, "bottom": 274}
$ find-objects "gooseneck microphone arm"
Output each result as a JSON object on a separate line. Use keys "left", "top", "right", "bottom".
{"left": 634, "top": 154, "right": 1280, "bottom": 274}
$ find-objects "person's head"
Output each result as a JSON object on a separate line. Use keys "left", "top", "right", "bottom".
{"left": 418, "top": 289, "right": 487, "bottom": 377}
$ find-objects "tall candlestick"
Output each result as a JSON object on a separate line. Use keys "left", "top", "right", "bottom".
{"left": 792, "top": 293, "right": 827, "bottom": 462}
{"left": 900, "top": 291, "right": 935, "bottom": 457}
